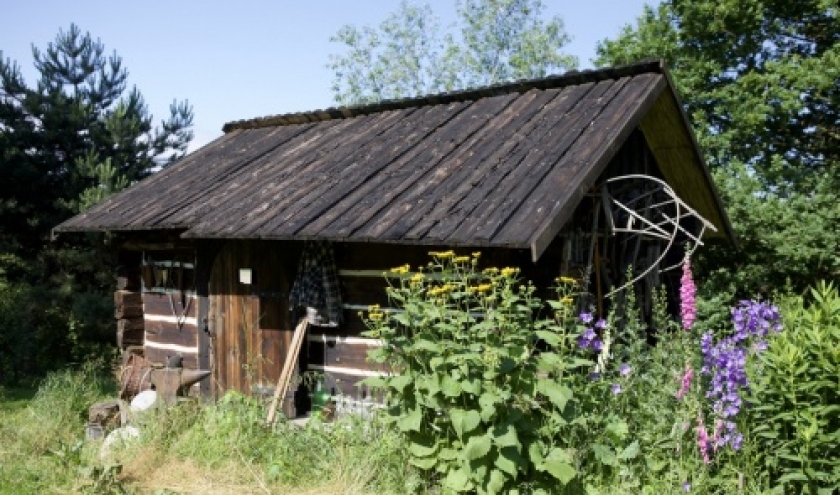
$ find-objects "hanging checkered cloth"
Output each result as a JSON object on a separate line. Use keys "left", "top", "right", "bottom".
{"left": 289, "top": 241, "right": 343, "bottom": 327}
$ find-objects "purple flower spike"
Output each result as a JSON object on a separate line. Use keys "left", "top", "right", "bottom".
{"left": 680, "top": 255, "right": 697, "bottom": 330}
{"left": 700, "top": 299, "right": 782, "bottom": 457}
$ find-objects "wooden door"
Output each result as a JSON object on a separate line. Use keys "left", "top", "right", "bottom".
{"left": 208, "top": 240, "right": 300, "bottom": 398}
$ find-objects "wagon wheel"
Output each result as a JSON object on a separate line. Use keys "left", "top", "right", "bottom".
{"left": 601, "top": 174, "right": 717, "bottom": 298}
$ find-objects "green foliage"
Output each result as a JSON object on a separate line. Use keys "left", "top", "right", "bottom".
{"left": 363, "top": 253, "right": 588, "bottom": 493}
{"left": 0, "top": 24, "right": 193, "bottom": 380}
{"left": 328, "top": 0, "right": 577, "bottom": 105}
{"left": 0, "top": 365, "right": 116, "bottom": 494}
{"left": 746, "top": 281, "right": 840, "bottom": 493}
{"left": 596, "top": 1, "right": 840, "bottom": 295}
{"left": 1, "top": 23, "right": 193, "bottom": 250}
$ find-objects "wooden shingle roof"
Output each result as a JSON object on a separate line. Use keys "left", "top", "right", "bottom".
{"left": 55, "top": 60, "right": 733, "bottom": 261}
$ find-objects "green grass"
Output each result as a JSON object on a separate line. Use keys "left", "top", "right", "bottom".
{"left": 0, "top": 384, "right": 37, "bottom": 412}
{"left": 0, "top": 366, "right": 421, "bottom": 494}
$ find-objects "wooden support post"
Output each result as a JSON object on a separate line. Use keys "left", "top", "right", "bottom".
{"left": 266, "top": 318, "right": 308, "bottom": 425}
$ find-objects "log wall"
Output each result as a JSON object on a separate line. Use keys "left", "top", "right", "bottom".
{"left": 142, "top": 292, "right": 199, "bottom": 368}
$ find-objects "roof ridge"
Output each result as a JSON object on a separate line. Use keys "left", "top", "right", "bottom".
{"left": 222, "top": 59, "right": 665, "bottom": 133}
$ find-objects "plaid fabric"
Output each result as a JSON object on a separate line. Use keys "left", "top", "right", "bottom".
{"left": 289, "top": 241, "right": 343, "bottom": 327}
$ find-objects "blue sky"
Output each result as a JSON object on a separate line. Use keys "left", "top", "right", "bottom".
{"left": 1, "top": 1, "right": 654, "bottom": 150}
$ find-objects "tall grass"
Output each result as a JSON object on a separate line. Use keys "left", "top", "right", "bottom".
{"left": 118, "top": 392, "right": 422, "bottom": 494}
{"left": 0, "top": 362, "right": 115, "bottom": 494}
{"left": 0, "top": 365, "right": 420, "bottom": 494}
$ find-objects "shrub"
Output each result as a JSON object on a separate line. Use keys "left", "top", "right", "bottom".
{"left": 363, "top": 252, "right": 590, "bottom": 493}
{"left": 747, "top": 281, "right": 840, "bottom": 493}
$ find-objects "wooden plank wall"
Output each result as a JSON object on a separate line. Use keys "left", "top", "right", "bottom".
{"left": 143, "top": 292, "right": 199, "bottom": 368}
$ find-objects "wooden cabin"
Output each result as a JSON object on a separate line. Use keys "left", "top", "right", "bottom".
{"left": 54, "top": 60, "right": 734, "bottom": 417}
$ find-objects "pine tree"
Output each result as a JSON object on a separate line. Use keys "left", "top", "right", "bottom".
{"left": 0, "top": 25, "right": 194, "bottom": 378}
{"left": 1, "top": 24, "right": 193, "bottom": 258}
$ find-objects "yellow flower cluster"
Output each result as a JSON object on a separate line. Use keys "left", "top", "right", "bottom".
{"left": 429, "top": 250, "right": 455, "bottom": 258}
{"left": 556, "top": 276, "right": 577, "bottom": 285}
{"left": 367, "top": 304, "right": 385, "bottom": 320}
{"left": 469, "top": 283, "right": 493, "bottom": 293}
{"left": 483, "top": 267, "right": 500, "bottom": 275}
{"left": 410, "top": 273, "right": 425, "bottom": 282}
{"left": 428, "top": 283, "right": 456, "bottom": 296}
{"left": 501, "top": 267, "right": 519, "bottom": 277}
{"left": 454, "top": 256, "right": 471, "bottom": 263}
{"left": 560, "top": 296, "right": 574, "bottom": 304}
{"left": 390, "top": 264, "right": 410, "bottom": 274}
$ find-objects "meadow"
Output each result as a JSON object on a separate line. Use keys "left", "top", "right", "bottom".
{"left": 1, "top": 256, "right": 837, "bottom": 494}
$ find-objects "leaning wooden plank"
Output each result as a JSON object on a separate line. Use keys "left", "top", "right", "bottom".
{"left": 266, "top": 318, "right": 308, "bottom": 425}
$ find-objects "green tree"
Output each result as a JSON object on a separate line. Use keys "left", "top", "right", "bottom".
{"left": 1, "top": 24, "right": 193, "bottom": 257}
{"left": 0, "top": 25, "right": 193, "bottom": 380}
{"left": 328, "top": 0, "right": 578, "bottom": 105}
{"left": 596, "top": 1, "right": 840, "bottom": 294}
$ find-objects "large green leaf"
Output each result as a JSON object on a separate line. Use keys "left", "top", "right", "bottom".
{"left": 464, "top": 434, "right": 493, "bottom": 461}
{"left": 441, "top": 374, "right": 463, "bottom": 397}
{"left": 479, "top": 392, "right": 501, "bottom": 422}
{"left": 461, "top": 378, "right": 482, "bottom": 395}
{"left": 537, "top": 448, "right": 576, "bottom": 485}
{"left": 485, "top": 468, "right": 508, "bottom": 494}
{"left": 444, "top": 467, "right": 472, "bottom": 492}
{"left": 409, "top": 440, "right": 438, "bottom": 458}
{"left": 495, "top": 446, "right": 525, "bottom": 477}
{"left": 409, "top": 456, "right": 437, "bottom": 469}
{"left": 413, "top": 339, "right": 443, "bottom": 353}
{"left": 388, "top": 374, "right": 413, "bottom": 393}
{"left": 450, "top": 408, "right": 482, "bottom": 439}
{"left": 534, "top": 330, "right": 562, "bottom": 346}
{"left": 528, "top": 442, "right": 545, "bottom": 465}
{"left": 592, "top": 443, "right": 618, "bottom": 466}
{"left": 491, "top": 423, "right": 520, "bottom": 449}
{"left": 398, "top": 406, "right": 422, "bottom": 432}
{"left": 537, "top": 380, "right": 572, "bottom": 411}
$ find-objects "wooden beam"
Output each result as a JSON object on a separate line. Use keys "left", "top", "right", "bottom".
{"left": 266, "top": 318, "right": 308, "bottom": 425}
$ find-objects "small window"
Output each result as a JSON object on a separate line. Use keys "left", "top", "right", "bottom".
{"left": 141, "top": 251, "right": 195, "bottom": 295}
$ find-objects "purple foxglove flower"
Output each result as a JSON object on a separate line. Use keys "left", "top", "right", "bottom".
{"left": 680, "top": 256, "right": 697, "bottom": 330}
{"left": 676, "top": 364, "right": 693, "bottom": 401}
{"left": 696, "top": 414, "right": 711, "bottom": 465}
